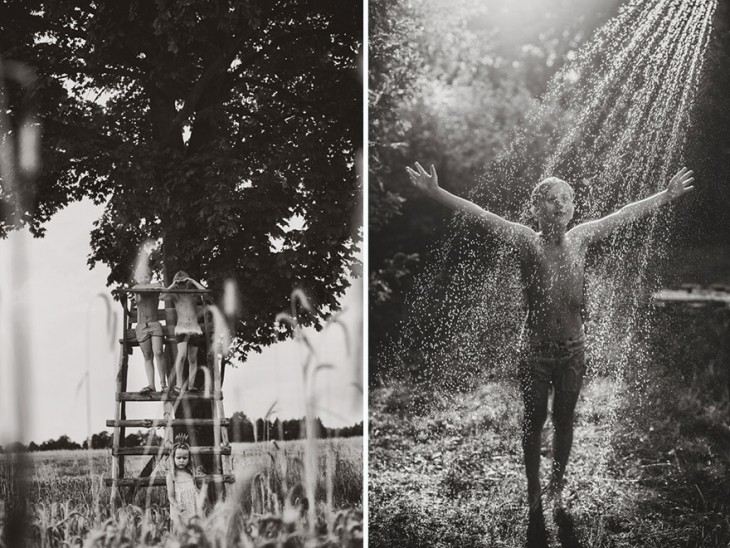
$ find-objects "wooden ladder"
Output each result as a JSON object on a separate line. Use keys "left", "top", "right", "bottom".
{"left": 106, "top": 288, "right": 234, "bottom": 508}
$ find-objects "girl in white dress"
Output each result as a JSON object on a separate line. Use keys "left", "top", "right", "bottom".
{"left": 166, "top": 441, "right": 202, "bottom": 533}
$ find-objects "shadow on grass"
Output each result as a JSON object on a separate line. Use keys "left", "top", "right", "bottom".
{"left": 371, "top": 372, "right": 730, "bottom": 548}
{"left": 554, "top": 507, "right": 583, "bottom": 548}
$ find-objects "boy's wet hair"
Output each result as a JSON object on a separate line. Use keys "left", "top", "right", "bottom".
{"left": 531, "top": 177, "right": 574, "bottom": 207}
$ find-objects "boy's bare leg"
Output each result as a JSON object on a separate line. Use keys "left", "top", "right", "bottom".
{"left": 522, "top": 379, "right": 550, "bottom": 546}
{"left": 548, "top": 388, "right": 580, "bottom": 506}
{"left": 522, "top": 380, "right": 550, "bottom": 511}
{"left": 152, "top": 335, "right": 166, "bottom": 390}
{"left": 139, "top": 337, "right": 156, "bottom": 390}
{"left": 187, "top": 344, "right": 198, "bottom": 390}
{"left": 173, "top": 340, "right": 188, "bottom": 390}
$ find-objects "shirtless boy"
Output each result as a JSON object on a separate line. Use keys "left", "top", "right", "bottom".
{"left": 163, "top": 271, "right": 207, "bottom": 395}
{"left": 132, "top": 271, "right": 167, "bottom": 394}
{"left": 406, "top": 162, "right": 694, "bottom": 546}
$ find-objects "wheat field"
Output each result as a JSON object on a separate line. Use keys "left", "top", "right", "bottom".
{"left": 0, "top": 437, "right": 363, "bottom": 547}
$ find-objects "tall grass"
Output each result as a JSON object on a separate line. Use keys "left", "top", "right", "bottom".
{"left": 1, "top": 282, "right": 362, "bottom": 547}
{"left": 0, "top": 438, "right": 363, "bottom": 547}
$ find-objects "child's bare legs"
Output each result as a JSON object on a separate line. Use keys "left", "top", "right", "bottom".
{"left": 173, "top": 340, "right": 189, "bottom": 390}
{"left": 547, "top": 388, "right": 580, "bottom": 507}
{"left": 139, "top": 337, "right": 156, "bottom": 390}
{"left": 522, "top": 379, "right": 550, "bottom": 546}
{"left": 152, "top": 335, "right": 167, "bottom": 390}
{"left": 522, "top": 379, "right": 550, "bottom": 510}
{"left": 187, "top": 344, "right": 198, "bottom": 390}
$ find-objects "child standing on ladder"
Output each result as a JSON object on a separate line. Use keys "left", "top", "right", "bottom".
{"left": 132, "top": 269, "right": 167, "bottom": 394}
{"left": 163, "top": 271, "right": 207, "bottom": 396}
{"left": 406, "top": 161, "right": 695, "bottom": 547}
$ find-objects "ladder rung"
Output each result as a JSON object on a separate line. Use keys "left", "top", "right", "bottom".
{"left": 104, "top": 474, "right": 235, "bottom": 487}
{"left": 106, "top": 418, "right": 230, "bottom": 428}
{"left": 116, "top": 391, "right": 222, "bottom": 402}
{"left": 112, "top": 445, "right": 231, "bottom": 456}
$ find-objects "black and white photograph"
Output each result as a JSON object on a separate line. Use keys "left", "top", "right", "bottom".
{"left": 369, "top": 0, "right": 730, "bottom": 546}
{"left": 0, "top": 1, "right": 363, "bottom": 546}
{"left": 4, "top": 0, "right": 730, "bottom": 546}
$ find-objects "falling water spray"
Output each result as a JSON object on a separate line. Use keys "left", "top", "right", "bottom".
{"left": 384, "top": 0, "right": 717, "bottom": 447}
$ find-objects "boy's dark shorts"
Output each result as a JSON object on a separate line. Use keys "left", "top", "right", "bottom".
{"left": 519, "top": 333, "right": 587, "bottom": 393}
{"left": 135, "top": 321, "right": 164, "bottom": 344}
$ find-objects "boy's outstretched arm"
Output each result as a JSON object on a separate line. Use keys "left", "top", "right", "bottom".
{"left": 406, "top": 162, "right": 534, "bottom": 245}
{"left": 571, "top": 167, "right": 694, "bottom": 244}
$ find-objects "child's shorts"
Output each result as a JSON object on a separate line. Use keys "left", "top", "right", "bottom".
{"left": 135, "top": 321, "right": 164, "bottom": 343}
{"left": 519, "top": 333, "right": 587, "bottom": 393}
{"left": 174, "top": 324, "right": 204, "bottom": 345}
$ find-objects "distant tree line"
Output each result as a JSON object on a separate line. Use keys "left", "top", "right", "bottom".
{"left": 228, "top": 411, "right": 363, "bottom": 442}
{"left": 0, "top": 413, "right": 362, "bottom": 452}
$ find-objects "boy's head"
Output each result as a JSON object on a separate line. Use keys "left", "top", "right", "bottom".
{"left": 134, "top": 265, "right": 152, "bottom": 285}
{"left": 530, "top": 177, "right": 575, "bottom": 228}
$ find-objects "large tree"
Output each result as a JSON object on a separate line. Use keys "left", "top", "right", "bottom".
{"left": 0, "top": 0, "right": 362, "bottom": 357}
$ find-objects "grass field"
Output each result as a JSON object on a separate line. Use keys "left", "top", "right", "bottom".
{"left": 369, "top": 377, "right": 730, "bottom": 547}
{"left": 1, "top": 437, "right": 363, "bottom": 547}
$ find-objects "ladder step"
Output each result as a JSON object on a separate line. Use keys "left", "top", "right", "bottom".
{"left": 106, "top": 418, "right": 230, "bottom": 428}
{"left": 104, "top": 474, "right": 235, "bottom": 487}
{"left": 117, "top": 391, "right": 223, "bottom": 402}
{"left": 112, "top": 445, "right": 231, "bottom": 456}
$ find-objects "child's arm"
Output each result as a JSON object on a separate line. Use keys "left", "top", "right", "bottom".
{"left": 160, "top": 280, "right": 182, "bottom": 301}
{"left": 571, "top": 167, "right": 694, "bottom": 245}
{"left": 406, "top": 162, "right": 535, "bottom": 245}
{"left": 184, "top": 277, "right": 207, "bottom": 291}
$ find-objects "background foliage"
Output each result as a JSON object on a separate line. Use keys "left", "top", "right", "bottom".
{"left": 368, "top": 0, "right": 730, "bottom": 382}
{"left": 0, "top": 0, "right": 362, "bottom": 359}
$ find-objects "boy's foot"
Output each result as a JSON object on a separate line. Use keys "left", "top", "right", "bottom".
{"left": 139, "top": 386, "right": 154, "bottom": 395}
{"left": 188, "top": 386, "right": 199, "bottom": 393}
{"left": 161, "top": 385, "right": 168, "bottom": 393}
{"left": 169, "top": 386, "right": 181, "bottom": 397}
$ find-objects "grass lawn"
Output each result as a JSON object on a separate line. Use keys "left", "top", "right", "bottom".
{"left": 369, "top": 377, "right": 730, "bottom": 547}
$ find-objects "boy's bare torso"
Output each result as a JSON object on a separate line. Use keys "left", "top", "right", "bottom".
{"left": 520, "top": 232, "right": 586, "bottom": 341}
{"left": 134, "top": 283, "right": 163, "bottom": 324}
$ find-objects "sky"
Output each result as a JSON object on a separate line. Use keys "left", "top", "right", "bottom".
{"left": 0, "top": 199, "right": 363, "bottom": 445}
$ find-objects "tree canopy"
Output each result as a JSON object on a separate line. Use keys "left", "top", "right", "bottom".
{"left": 0, "top": 0, "right": 362, "bottom": 358}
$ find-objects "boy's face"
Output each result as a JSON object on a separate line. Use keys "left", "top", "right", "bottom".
{"left": 534, "top": 181, "right": 574, "bottom": 228}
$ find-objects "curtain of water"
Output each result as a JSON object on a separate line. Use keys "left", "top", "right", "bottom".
{"left": 385, "top": 0, "right": 717, "bottom": 418}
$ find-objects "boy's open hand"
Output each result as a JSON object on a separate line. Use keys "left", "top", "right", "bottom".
{"left": 406, "top": 162, "right": 439, "bottom": 195}
{"left": 666, "top": 167, "right": 694, "bottom": 201}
